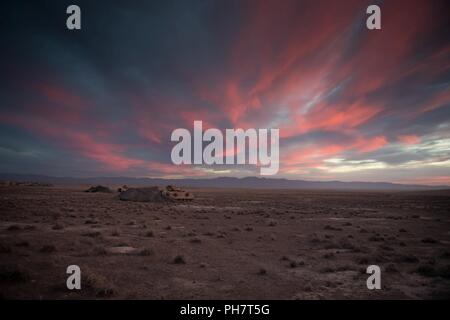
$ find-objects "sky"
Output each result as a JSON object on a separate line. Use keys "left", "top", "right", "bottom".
{"left": 0, "top": 0, "right": 449, "bottom": 185}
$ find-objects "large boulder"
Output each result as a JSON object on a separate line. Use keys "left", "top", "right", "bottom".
{"left": 85, "top": 185, "right": 112, "bottom": 193}
{"left": 119, "top": 187, "right": 167, "bottom": 202}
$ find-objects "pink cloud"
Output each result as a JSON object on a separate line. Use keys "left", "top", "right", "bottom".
{"left": 398, "top": 135, "right": 420, "bottom": 145}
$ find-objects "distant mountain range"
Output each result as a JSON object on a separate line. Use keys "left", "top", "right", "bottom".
{"left": 0, "top": 173, "right": 448, "bottom": 191}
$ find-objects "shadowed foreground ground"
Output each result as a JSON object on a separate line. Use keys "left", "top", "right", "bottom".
{"left": 1, "top": 186, "right": 449, "bottom": 299}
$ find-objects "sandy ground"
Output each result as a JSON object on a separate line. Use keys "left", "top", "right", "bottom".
{"left": 0, "top": 185, "right": 449, "bottom": 299}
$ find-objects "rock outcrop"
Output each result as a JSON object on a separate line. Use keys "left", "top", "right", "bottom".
{"left": 85, "top": 185, "right": 112, "bottom": 193}
{"left": 119, "top": 187, "right": 167, "bottom": 202}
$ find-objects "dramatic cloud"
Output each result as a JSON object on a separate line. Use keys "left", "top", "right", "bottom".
{"left": 0, "top": 0, "right": 449, "bottom": 184}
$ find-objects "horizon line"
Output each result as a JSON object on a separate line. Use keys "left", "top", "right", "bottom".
{"left": 1, "top": 172, "right": 449, "bottom": 188}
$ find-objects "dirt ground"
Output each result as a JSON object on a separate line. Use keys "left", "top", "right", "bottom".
{"left": 0, "top": 185, "right": 449, "bottom": 299}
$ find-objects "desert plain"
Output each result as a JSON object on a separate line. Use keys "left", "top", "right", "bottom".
{"left": 0, "top": 185, "right": 449, "bottom": 299}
